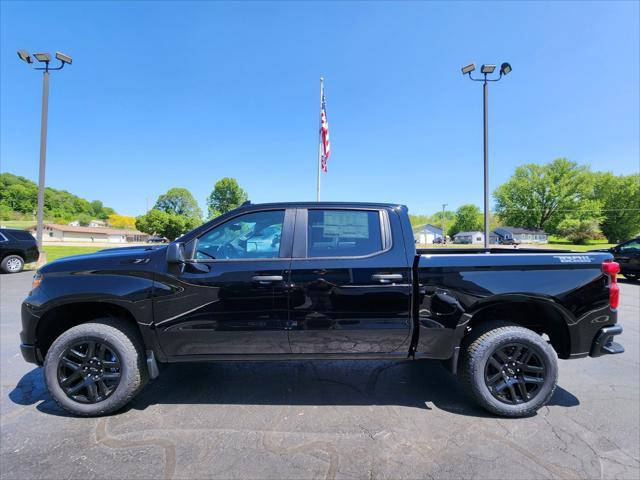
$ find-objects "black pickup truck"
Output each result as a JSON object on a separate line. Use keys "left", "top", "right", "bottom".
{"left": 20, "top": 202, "right": 624, "bottom": 417}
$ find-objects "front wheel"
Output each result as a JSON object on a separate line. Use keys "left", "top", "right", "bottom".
{"left": 461, "top": 322, "right": 558, "bottom": 417}
{"left": 44, "top": 318, "right": 148, "bottom": 416}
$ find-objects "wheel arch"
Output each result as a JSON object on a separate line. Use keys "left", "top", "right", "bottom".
{"left": 35, "top": 302, "right": 144, "bottom": 359}
{"left": 2, "top": 250, "right": 26, "bottom": 259}
{"left": 463, "top": 296, "right": 572, "bottom": 359}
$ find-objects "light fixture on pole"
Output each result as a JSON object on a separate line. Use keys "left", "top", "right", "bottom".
{"left": 461, "top": 61, "right": 511, "bottom": 249}
{"left": 17, "top": 49, "right": 72, "bottom": 252}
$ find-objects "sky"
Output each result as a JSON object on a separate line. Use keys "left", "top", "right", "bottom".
{"left": 1, "top": 1, "right": 639, "bottom": 218}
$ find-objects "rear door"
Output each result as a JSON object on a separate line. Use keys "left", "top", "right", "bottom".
{"left": 287, "top": 207, "right": 412, "bottom": 354}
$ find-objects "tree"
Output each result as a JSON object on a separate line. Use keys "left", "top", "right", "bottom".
{"left": 449, "top": 204, "right": 483, "bottom": 237}
{"left": 408, "top": 214, "right": 431, "bottom": 229}
{"left": 0, "top": 172, "right": 116, "bottom": 222}
{"left": 557, "top": 219, "right": 602, "bottom": 244}
{"left": 494, "top": 158, "right": 601, "bottom": 235}
{"left": 593, "top": 173, "right": 640, "bottom": 243}
{"left": 135, "top": 209, "right": 200, "bottom": 241}
{"left": 77, "top": 213, "right": 92, "bottom": 226}
{"left": 108, "top": 213, "right": 137, "bottom": 230}
{"left": 154, "top": 187, "right": 202, "bottom": 220}
{"left": 207, "top": 177, "right": 248, "bottom": 219}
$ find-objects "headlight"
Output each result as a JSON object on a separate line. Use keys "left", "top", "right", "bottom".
{"left": 31, "top": 272, "right": 43, "bottom": 291}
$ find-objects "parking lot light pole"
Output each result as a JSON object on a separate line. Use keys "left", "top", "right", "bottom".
{"left": 17, "top": 50, "right": 72, "bottom": 250}
{"left": 461, "top": 62, "right": 512, "bottom": 249}
{"left": 441, "top": 203, "right": 447, "bottom": 244}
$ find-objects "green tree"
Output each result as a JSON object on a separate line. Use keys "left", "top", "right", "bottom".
{"left": 557, "top": 219, "right": 602, "bottom": 244}
{"left": 135, "top": 209, "right": 200, "bottom": 241}
{"left": 154, "top": 187, "right": 202, "bottom": 220}
{"left": 207, "top": 177, "right": 248, "bottom": 219}
{"left": 449, "top": 204, "right": 483, "bottom": 237}
{"left": 77, "top": 213, "right": 92, "bottom": 226}
{"left": 494, "top": 158, "right": 601, "bottom": 235}
{"left": 408, "top": 214, "right": 431, "bottom": 229}
{"left": 0, "top": 172, "right": 117, "bottom": 223}
{"left": 593, "top": 173, "right": 640, "bottom": 243}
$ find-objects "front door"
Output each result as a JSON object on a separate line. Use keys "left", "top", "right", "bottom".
{"left": 154, "top": 208, "right": 293, "bottom": 356}
{"left": 287, "top": 207, "right": 412, "bottom": 354}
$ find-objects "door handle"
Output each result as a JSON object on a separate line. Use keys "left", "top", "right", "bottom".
{"left": 371, "top": 273, "right": 403, "bottom": 284}
{"left": 251, "top": 275, "right": 284, "bottom": 284}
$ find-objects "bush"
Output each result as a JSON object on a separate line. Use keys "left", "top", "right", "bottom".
{"left": 557, "top": 219, "right": 601, "bottom": 244}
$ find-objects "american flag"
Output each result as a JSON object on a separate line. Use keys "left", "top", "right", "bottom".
{"left": 320, "top": 91, "right": 331, "bottom": 172}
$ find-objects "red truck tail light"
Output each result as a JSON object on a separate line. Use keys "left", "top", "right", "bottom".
{"left": 602, "top": 261, "right": 620, "bottom": 309}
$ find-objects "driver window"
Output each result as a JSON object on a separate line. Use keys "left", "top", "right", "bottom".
{"left": 196, "top": 210, "right": 285, "bottom": 260}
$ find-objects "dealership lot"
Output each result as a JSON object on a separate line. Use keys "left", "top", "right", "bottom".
{"left": 1, "top": 271, "right": 638, "bottom": 480}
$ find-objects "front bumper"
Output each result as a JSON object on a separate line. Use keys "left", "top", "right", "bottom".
{"left": 590, "top": 325, "right": 624, "bottom": 357}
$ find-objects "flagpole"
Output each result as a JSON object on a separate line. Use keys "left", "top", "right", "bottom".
{"left": 316, "top": 77, "right": 324, "bottom": 202}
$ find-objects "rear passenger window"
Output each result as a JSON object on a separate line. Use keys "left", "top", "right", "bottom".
{"left": 11, "top": 231, "right": 34, "bottom": 241}
{"left": 307, "top": 210, "right": 383, "bottom": 258}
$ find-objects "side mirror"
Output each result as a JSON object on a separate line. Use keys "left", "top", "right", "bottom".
{"left": 166, "top": 242, "right": 185, "bottom": 264}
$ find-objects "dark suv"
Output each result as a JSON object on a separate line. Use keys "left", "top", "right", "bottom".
{"left": 603, "top": 237, "right": 640, "bottom": 281}
{"left": 0, "top": 228, "right": 39, "bottom": 273}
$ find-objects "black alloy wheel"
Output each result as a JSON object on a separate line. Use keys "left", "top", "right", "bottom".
{"left": 484, "top": 342, "right": 546, "bottom": 405}
{"left": 57, "top": 340, "right": 121, "bottom": 404}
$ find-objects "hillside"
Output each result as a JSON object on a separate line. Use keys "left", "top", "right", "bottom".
{"left": 0, "top": 172, "right": 116, "bottom": 224}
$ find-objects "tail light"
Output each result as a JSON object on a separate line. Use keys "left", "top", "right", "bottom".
{"left": 602, "top": 261, "right": 620, "bottom": 309}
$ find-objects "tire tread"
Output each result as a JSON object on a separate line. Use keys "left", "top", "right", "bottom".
{"left": 461, "top": 321, "right": 558, "bottom": 417}
{"left": 44, "top": 317, "right": 148, "bottom": 417}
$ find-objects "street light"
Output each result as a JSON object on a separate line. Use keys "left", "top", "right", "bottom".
{"left": 462, "top": 60, "right": 512, "bottom": 249}
{"left": 441, "top": 204, "right": 447, "bottom": 245}
{"left": 17, "top": 50, "right": 72, "bottom": 252}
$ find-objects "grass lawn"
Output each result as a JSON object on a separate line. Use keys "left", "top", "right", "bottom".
{"left": 42, "top": 245, "right": 104, "bottom": 262}
{"left": 548, "top": 243, "right": 615, "bottom": 252}
{"left": 0, "top": 220, "right": 36, "bottom": 229}
{"left": 416, "top": 241, "right": 615, "bottom": 251}
{"left": 548, "top": 236, "right": 615, "bottom": 252}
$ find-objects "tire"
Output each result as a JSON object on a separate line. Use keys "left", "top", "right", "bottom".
{"left": 43, "top": 318, "right": 148, "bottom": 416}
{"left": 623, "top": 273, "right": 639, "bottom": 282}
{"left": 1, "top": 254, "right": 24, "bottom": 274}
{"left": 460, "top": 321, "right": 558, "bottom": 417}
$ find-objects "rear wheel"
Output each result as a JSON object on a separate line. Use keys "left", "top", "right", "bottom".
{"left": 461, "top": 322, "right": 558, "bottom": 417}
{"left": 44, "top": 318, "right": 148, "bottom": 416}
{"left": 1, "top": 255, "right": 24, "bottom": 273}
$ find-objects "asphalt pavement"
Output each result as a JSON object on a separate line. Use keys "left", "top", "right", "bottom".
{"left": 1, "top": 271, "right": 638, "bottom": 479}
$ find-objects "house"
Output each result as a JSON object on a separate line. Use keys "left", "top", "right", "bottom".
{"left": 68, "top": 219, "right": 108, "bottom": 228}
{"left": 454, "top": 231, "right": 485, "bottom": 244}
{"left": 493, "top": 227, "right": 549, "bottom": 244}
{"left": 28, "top": 224, "right": 149, "bottom": 244}
{"left": 415, "top": 224, "right": 445, "bottom": 244}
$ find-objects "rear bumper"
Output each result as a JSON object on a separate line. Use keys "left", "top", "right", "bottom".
{"left": 590, "top": 325, "right": 624, "bottom": 357}
{"left": 20, "top": 343, "right": 43, "bottom": 365}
